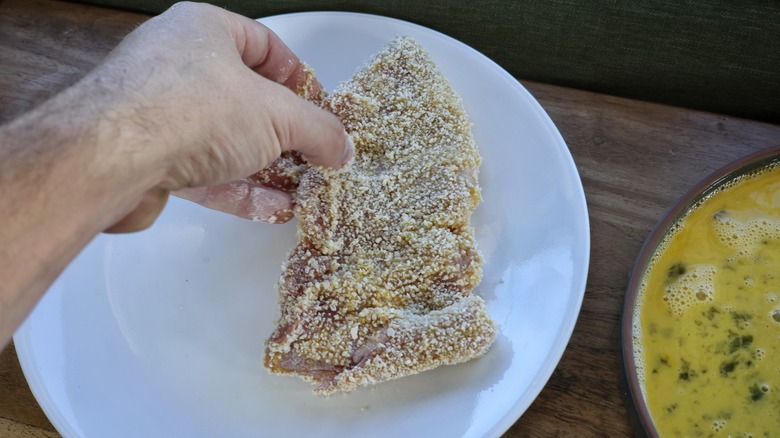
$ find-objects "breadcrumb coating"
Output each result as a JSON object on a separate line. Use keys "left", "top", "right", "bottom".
{"left": 264, "top": 37, "right": 496, "bottom": 395}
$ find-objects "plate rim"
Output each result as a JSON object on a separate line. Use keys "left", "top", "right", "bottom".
{"left": 15, "top": 11, "right": 590, "bottom": 438}
{"left": 265, "top": 12, "right": 592, "bottom": 436}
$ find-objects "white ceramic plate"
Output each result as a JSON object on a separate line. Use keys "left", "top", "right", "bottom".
{"left": 14, "top": 12, "right": 589, "bottom": 438}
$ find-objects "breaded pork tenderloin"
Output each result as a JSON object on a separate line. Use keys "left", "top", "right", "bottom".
{"left": 264, "top": 37, "right": 496, "bottom": 395}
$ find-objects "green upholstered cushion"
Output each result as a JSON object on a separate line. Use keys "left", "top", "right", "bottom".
{"left": 75, "top": 0, "right": 780, "bottom": 123}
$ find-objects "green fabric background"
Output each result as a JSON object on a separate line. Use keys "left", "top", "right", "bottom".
{"left": 75, "top": 0, "right": 780, "bottom": 123}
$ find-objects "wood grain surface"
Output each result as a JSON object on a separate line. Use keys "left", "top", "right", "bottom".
{"left": 1, "top": 0, "right": 779, "bottom": 436}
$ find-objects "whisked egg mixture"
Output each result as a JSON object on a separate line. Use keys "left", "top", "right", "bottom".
{"left": 633, "top": 162, "right": 780, "bottom": 437}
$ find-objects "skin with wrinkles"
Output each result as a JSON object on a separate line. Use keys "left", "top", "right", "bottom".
{"left": 0, "top": 2, "right": 349, "bottom": 347}
{"left": 176, "top": 62, "right": 336, "bottom": 223}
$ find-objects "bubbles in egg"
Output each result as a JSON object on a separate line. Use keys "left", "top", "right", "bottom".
{"left": 712, "top": 418, "right": 727, "bottom": 432}
{"left": 663, "top": 264, "right": 717, "bottom": 316}
{"left": 632, "top": 164, "right": 780, "bottom": 436}
{"left": 713, "top": 214, "right": 780, "bottom": 256}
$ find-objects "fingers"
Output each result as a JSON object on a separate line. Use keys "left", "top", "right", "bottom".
{"left": 220, "top": 10, "right": 315, "bottom": 90}
{"left": 298, "top": 126, "right": 354, "bottom": 170}
{"left": 174, "top": 180, "right": 294, "bottom": 223}
{"left": 161, "top": 4, "right": 353, "bottom": 171}
{"left": 267, "top": 89, "right": 354, "bottom": 169}
{"left": 146, "top": 3, "right": 307, "bottom": 88}
{"left": 119, "top": 3, "right": 352, "bottom": 227}
{"left": 104, "top": 187, "right": 170, "bottom": 233}
{"left": 217, "top": 9, "right": 354, "bottom": 169}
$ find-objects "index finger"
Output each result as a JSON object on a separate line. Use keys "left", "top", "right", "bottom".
{"left": 221, "top": 11, "right": 323, "bottom": 95}
{"left": 204, "top": 5, "right": 349, "bottom": 169}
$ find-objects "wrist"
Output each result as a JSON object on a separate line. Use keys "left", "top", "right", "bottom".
{"left": 70, "top": 69, "right": 171, "bottom": 228}
{"left": 5, "top": 68, "right": 168, "bottom": 233}
{"left": 0, "top": 69, "right": 169, "bottom": 342}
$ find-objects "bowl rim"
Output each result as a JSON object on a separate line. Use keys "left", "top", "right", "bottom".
{"left": 620, "top": 145, "right": 780, "bottom": 437}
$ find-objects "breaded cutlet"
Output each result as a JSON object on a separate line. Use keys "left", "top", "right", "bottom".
{"left": 264, "top": 37, "right": 496, "bottom": 395}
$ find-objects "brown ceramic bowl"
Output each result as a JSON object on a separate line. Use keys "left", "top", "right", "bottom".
{"left": 620, "top": 146, "right": 780, "bottom": 437}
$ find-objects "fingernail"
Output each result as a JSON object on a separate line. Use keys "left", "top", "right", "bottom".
{"left": 341, "top": 135, "right": 354, "bottom": 167}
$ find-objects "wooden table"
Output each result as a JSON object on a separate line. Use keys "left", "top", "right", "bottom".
{"left": 1, "top": 0, "right": 778, "bottom": 436}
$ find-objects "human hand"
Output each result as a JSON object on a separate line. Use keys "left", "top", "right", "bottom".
{"left": 99, "top": 2, "right": 351, "bottom": 232}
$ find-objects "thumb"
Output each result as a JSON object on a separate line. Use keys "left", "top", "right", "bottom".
{"left": 174, "top": 180, "right": 294, "bottom": 223}
{"left": 104, "top": 187, "right": 170, "bottom": 233}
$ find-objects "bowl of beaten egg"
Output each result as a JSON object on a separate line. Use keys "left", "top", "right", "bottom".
{"left": 622, "top": 146, "right": 780, "bottom": 437}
